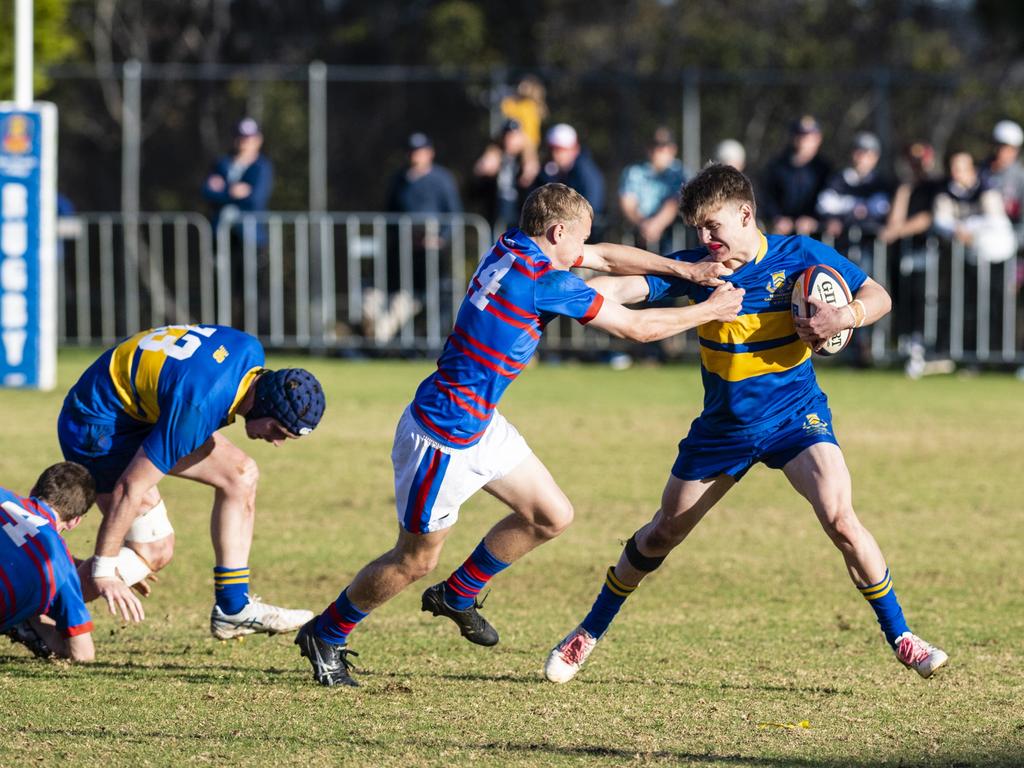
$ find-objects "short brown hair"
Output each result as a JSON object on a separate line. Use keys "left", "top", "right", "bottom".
{"left": 679, "top": 163, "right": 756, "bottom": 226}
{"left": 30, "top": 462, "right": 96, "bottom": 522}
{"left": 519, "top": 183, "right": 593, "bottom": 236}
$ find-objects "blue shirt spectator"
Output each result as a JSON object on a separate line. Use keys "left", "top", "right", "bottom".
{"left": 387, "top": 132, "right": 462, "bottom": 217}
{"left": 618, "top": 127, "right": 687, "bottom": 251}
{"left": 202, "top": 118, "right": 274, "bottom": 245}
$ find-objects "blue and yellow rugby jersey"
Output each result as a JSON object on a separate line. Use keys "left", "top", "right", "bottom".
{"left": 63, "top": 325, "right": 264, "bottom": 473}
{"left": 0, "top": 489, "right": 92, "bottom": 636}
{"left": 646, "top": 234, "right": 867, "bottom": 432}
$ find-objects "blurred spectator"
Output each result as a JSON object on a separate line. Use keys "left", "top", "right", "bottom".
{"left": 472, "top": 118, "right": 539, "bottom": 231}
{"left": 980, "top": 120, "right": 1024, "bottom": 226}
{"left": 536, "top": 123, "right": 606, "bottom": 234}
{"left": 714, "top": 139, "right": 746, "bottom": 172}
{"left": 934, "top": 150, "right": 1016, "bottom": 367}
{"left": 618, "top": 127, "right": 687, "bottom": 252}
{"left": 934, "top": 150, "right": 1014, "bottom": 263}
{"left": 500, "top": 75, "right": 548, "bottom": 158}
{"left": 880, "top": 142, "right": 944, "bottom": 363}
{"left": 387, "top": 132, "right": 462, "bottom": 221}
{"left": 202, "top": 117, "right": 274, "bottom": 329}
{"left": 759, "top": 115, "right": 832, "bottom": 235}
{"left": 817, "top": 131, "right": 893, "bottom": 240}
{"left": 202, "top": 117, "right": 273, "bottom": 241}
{"left": 880, "top": 142, "right": 942, "bottom": 249}
{"left": 374, "top": 133, "right": 463, "bottom": 344}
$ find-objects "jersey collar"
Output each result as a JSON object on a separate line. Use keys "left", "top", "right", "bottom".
{"left": 753, "top": 231, "right": 769, "bottom": 265}
{"left": 29, "top": 497, "right": 58, "bottom": 526}
{"left": 227, "top": 366, "right": 263, "bottom": 424}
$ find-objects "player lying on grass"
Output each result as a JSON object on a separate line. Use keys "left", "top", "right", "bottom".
{"left": 0, "top": 462, "right": 135, "bottom": 662}
{"left": 58, "top": 326, "right": 325, "bottom": 639}
{"left": 295, "top": 182, "right": 744, "bottom": 686}
{"left": 545, "top": 163, "right": 948, "bottom": 683}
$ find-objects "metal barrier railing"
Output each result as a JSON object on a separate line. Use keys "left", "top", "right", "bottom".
{"left": 56, "top": 212, "right": 1024, "bottom": 365}
{"left": 57, "top": 212, "right": 215, "bottom": 346}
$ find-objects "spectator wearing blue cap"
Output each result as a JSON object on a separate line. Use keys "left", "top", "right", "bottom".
{"left": 56, "top": 324, "right": 325, "bottom": 640}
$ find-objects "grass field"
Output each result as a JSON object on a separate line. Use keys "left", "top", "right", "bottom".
{"left": 1, "top": 350, "right": 1023, "bottom": 767}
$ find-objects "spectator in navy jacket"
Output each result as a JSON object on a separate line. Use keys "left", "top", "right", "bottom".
{"left": 817, "top": 131, "right": 894, "bottom": 240}
{"left": 202, "top": 118, "right": 274, "bottom": 329}
{"left": 203, "top": 118, "right": 274, "bottom": 244}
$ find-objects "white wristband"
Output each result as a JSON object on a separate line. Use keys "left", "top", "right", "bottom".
{"left": 851, "top": 299, "right": 867, "bottom": 328}
{"left": 92, "top": 555, "right": 119, "bottom": 580}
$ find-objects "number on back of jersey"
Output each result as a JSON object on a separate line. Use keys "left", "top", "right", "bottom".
{"left": 468, "top": 252, "right": 515, "bottom": 310}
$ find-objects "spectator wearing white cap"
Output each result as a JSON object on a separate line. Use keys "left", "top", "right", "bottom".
{"left": 535, "top": 123, "right": 606, "bottom": 234}
{"left": 714, "top": 139, "right": 746, "bottom": 172}
{"left": 981, "top": 119, "right": 1024, "bottom": 225}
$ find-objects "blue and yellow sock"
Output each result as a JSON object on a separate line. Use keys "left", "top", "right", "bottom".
{"left": 443, "top": 539, "right": 509, "bottom": 610}
{"left": 858, "top": 568, "right": 910, "bottom": 647}
{"left": 213, "top": 566, "right": 250, "bottom": 615}
{"left": 581, "top": 566, "right": 637, "bottom": 639}
{"left": 315, "top": 588, "right": 368, "bottom": 646}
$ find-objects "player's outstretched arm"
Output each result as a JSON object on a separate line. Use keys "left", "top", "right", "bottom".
{"left": 579, "top": 243, "right": 732, "bottom": 286}
{"left": 587, "top": 275, "right": 652, "bottom": 306}
{"left": 588, "top": 283, "right": 744, "bottom": 343}
{"left": 89, "top": 450, "right": 164, "bottom": 623}
{"left": 794, "top": 278, "right": 891, "bottom": 349}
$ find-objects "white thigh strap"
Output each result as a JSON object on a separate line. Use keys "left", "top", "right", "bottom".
{"left": 125, "top": 500, "right": 174, "bottom": 544}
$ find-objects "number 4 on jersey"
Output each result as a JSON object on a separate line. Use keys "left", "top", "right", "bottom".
{"left": 468, "top": 252, "right": 515, "bottom": 310}
{"left": 1, "top": 500, "right": 50, "bottom": 547}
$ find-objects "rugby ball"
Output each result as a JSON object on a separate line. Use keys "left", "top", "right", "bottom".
{"left": 791, "top": 265, "right": 853, "bottom": 356}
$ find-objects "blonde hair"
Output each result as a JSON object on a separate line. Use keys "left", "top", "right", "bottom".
{"left": 519, "top": 183, "right": 593, "bottom": 236}
{"left": 680, "top": 163, "right": 756, "bottom": 225}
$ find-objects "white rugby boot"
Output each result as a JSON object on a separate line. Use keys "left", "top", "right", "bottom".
{"left": 544, "top": 625, "right": 598, "bottom": 683}
{"left": 210, "top": 595, "right": 314, "bottom": 640}
{"left": 894, "top": 631, "right": 948, "bottom": 678}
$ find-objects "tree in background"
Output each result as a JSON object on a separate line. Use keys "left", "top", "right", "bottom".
{"left": 0, "top": 0, "right": 77, "bottom": 99}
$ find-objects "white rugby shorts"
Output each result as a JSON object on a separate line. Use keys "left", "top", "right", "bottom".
{"left": 392, "top": 405, "right": 532, "bottom": 534}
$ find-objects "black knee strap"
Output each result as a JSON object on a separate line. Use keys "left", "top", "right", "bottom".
{"left": 624, "top": 534, "right": 666, "bottom": 572}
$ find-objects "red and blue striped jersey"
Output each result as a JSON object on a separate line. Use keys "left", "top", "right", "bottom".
{"left": 0, "top": 488, "right": 93, "bottom": 637}
{"left": 411, "top": 229, "right": 603, "bottom": 447}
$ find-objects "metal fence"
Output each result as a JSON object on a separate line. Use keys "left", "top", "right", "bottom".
{"left": 56, "top": 211, "right": 1024, "bottom": 366}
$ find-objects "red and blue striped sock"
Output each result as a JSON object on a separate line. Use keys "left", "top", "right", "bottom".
{"left": 314, "top": 588, "right": 368, "bottom": 646}
{"left": 443, "top": 539, "right": 509, "bottom": 610}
